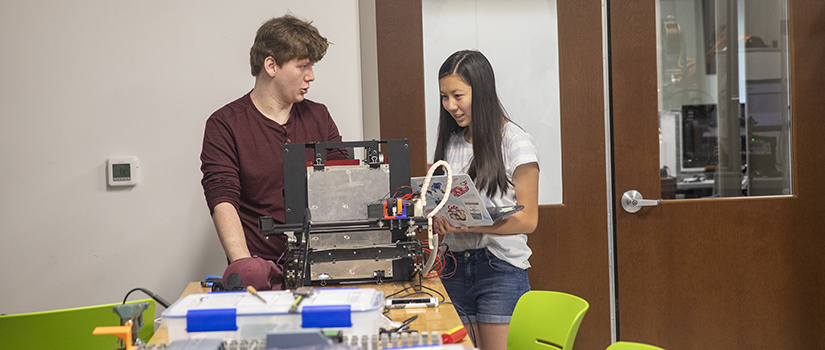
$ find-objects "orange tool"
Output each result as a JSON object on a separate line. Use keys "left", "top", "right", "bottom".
{"left": 93, "top": 320, "right": 135, "bottom": 350}
{"left": 441, "top": 325, "right": 467, "bottom": 344}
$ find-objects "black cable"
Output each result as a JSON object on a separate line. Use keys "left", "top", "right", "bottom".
{"left": 122, "top": 287, "right": 170, "bottom": 308}
{"left": 380, "top": 273, "right": 474, "bottom": 345}
{"left": 443, "top": 301, "right": 476, "bottom": 346}
{"left": 416, "top": 284, "right": 446, "bottom": 303}
{"left": 395, "top": 290, "right": 435, "bottom": 299}
{"left": 426, "top": 243, "right": 474, "bottom": 345}
{"left": 384, "top": 285, "right": 416, "bottom": 299}
{"left": 392, "top": 315, "right": 418, "bottom": 333}
{"left": 384, "top": 276, "right": 444, "bottom": 302}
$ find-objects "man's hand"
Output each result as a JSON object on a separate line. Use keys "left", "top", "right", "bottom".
{"left": 222, "top": 256, "right": 284, "bottom": 291}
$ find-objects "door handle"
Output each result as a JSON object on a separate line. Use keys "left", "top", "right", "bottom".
{"left": 621, "top": 190, "right": 659, "bottom": 213}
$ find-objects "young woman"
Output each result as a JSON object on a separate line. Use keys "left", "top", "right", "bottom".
{"left": 433, "top": 50, "right": 540, "bottom": 350}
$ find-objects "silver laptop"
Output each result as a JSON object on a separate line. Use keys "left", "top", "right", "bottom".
{"left": 410, "top": 174, "right": 523, "bottom": 227}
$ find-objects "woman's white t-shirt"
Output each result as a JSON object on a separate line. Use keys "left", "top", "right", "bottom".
{"left": 440, "top": 122, "right": 540, "bottom": 269}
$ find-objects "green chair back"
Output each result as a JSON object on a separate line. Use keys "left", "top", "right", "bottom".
{"left": 606, "top": 341, "right": 666, "bottom": 350}
{"left": 0, "top": 298, "right": 155, "bottom": 349}
{"left": 507, "top": 290, "right": 589, "bottom": 350}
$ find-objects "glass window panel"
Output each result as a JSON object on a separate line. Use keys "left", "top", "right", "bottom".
{"left": 657, "top": 0, "right": 792, "bottom": 199}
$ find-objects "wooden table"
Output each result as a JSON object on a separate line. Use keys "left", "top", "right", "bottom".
{"left": 149, "top": 277, "right": 473, "bottom": 347}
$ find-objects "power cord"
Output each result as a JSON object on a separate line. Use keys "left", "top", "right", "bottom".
{"left": 418, "top": 160, "right": 452, "bottom": 275}
{"left": 122, "top": 287, "right": 170, "bottom": 308}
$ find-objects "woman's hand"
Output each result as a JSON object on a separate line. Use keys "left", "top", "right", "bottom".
{"left": 433, "top": 162, "right": 540, "bottom": 236}
{"left": 433, "top": 216, "right": 470, "bottom": 235}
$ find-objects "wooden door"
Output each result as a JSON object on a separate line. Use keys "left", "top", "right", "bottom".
{"left": 610, "top": 0, "right": 825, "bottom": 348}
{"left": 374, "top": 1, "right": 613, "bottom": 349}
{"left": 375, "top": 0, "right": 825, "bottom": 349}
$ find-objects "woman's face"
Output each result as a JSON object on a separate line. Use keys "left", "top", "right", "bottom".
{"left": 440, "top": 74, "right": 472, "bottom": 128}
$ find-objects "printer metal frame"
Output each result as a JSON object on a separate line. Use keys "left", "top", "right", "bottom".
{"left": 260, "top": 139, "right": 426, "bottom": 289}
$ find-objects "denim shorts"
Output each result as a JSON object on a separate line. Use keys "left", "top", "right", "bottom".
{"left": 440, "top": 248, "right": 530, "bottom": 324}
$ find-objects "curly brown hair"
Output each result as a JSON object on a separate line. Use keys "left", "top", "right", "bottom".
{"left": 249, "top": 14, "right": 329, "bottom": 76}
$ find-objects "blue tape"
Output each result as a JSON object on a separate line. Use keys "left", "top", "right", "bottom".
{"left": 186, "top": 308, "right": 238, "bottom": 332}
{"left": 301, "top": 305, "right": 352, "bottom": 328}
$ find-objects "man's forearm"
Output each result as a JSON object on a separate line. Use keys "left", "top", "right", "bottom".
{"left": 212, "top": 202, "right": 252, "bottom": 262}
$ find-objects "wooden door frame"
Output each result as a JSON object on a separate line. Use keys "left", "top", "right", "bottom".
{"left": 373, "top": 1, "right": 613, "bottom": 349}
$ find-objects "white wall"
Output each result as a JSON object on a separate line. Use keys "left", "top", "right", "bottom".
{"left": 0, "top": 0, "right": 363, "bottom": 314}
{"left": 422, "top": 0, "right": 562, "bottom": 205}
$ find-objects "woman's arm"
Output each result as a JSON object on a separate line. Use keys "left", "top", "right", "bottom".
{"left": 435, "top": 162, "right": 540, "bottom": 235}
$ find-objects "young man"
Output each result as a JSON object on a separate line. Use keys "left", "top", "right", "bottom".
{"left": 200, "top": 15, "right": 347, "bottom": 290}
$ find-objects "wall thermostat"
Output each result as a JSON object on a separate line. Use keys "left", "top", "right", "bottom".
{"left": 107, "top": 156, "right": 139, "bottom": 186}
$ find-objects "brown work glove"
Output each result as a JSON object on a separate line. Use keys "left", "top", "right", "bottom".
{"left": 222, "top": 256, "right": 284, "bottom": 291}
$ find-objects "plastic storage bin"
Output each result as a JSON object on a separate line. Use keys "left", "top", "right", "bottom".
{"left": 161, "top": 288, "right": 384, "bottom": 342}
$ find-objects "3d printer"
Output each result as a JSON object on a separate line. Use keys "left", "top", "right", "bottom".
{"left": 259, "top": 139, "right": 429, "bottom": 289}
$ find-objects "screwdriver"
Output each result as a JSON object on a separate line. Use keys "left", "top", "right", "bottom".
{"left": 247, "top": 286, "right": 267, "bottom": 304}
{"left": 289, "top": 287, "right": 314, "bottom": 313}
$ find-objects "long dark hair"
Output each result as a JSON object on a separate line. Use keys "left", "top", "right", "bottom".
{"left": 433, "top": 50, "right": 513, "bottom": 197}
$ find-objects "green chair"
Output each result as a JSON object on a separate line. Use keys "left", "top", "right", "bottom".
{"left": 606, "top": 341, "right": 666, "bottom": 350}
{"left": 0, "top": 298, "right": 155, "bottom": 349}
{"left": 507, "top": 290, "right": 589, "bottom": 350}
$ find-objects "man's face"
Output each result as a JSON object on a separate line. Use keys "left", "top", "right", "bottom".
{"left": 273, "top": 58, "right": 315, "bottom": 104}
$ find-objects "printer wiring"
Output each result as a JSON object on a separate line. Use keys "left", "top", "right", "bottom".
{"left": 369, "top": 185, "right": 419, "bottom": 205}
{"left": 420, "top": 242, "right": 456, "bottom": 279}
